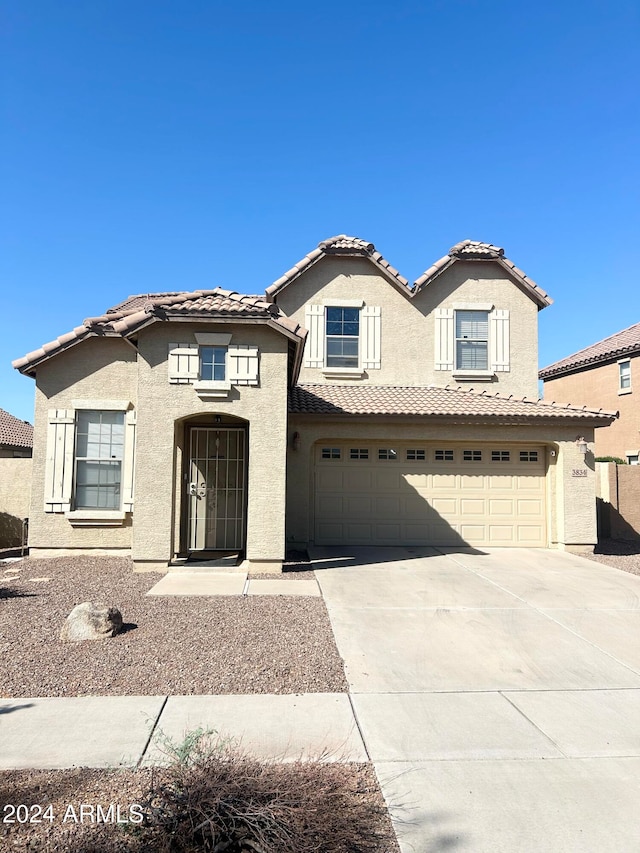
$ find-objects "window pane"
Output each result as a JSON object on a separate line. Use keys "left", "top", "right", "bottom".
{"left": 456, "top": 311, "right": 488, "bottom": 339}
{"left": 457, "top": 341, "right": 488, "bottom": 370}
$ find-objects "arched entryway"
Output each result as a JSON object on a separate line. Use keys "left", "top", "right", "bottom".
{"left": 180, "top": 414, "right": 248, "bottom": 556}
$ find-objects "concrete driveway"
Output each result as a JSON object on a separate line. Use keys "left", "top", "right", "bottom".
{"left": 312, "top": 546, "right": 640, "bottom": 853}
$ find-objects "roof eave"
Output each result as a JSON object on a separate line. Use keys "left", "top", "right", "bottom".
{"left": 540, "top": 346, "right": 640, "bottom": 380}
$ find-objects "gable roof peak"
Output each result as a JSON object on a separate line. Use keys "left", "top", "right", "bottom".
{"left": 317, "top": 235, "right": 376, "bottom": 254}
{"left": 266, "top": 234, "right": 410, "bottom": 299}
{"left": 413, "top": 238, "right": 552, "bottom": 309}
{"left": 449, "top": 239, "right": 505, "bottom": 259}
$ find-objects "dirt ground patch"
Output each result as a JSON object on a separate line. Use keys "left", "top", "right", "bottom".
{"left": 0, "top": 763, "right": 399, "bottom": 852}
{"left": 0, "top": 556, "right": 348, "bottom": 697}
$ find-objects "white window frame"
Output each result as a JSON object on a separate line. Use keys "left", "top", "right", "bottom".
{"left": 618, "top": 359, "right": 632, "bottom": 394}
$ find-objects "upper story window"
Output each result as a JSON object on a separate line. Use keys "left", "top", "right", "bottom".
{"left": 326, "top": 307, "right": 359, "bottom": 368}
{"left": 168, "top": 334, "right": 259, "bottom": 398}
{"left": 200, "top": 346, "right": 226, "bottom": 382}
{"left": 75, "top": 410, "right": 124, "bottom": 510}
{"left": 456, "top": 311, "right": 489, "bottom": 371}
{"left": 619, "top": 359, "right": 631, "bottom": 393}
{"left": 303, "top": 302, "right": 381, "bottom": 374}
{"left": 435, "top": 305, "right": 509, "bottom": 377}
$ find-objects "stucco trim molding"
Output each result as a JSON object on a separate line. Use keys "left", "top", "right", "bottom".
{"left": 71, "top": 399, "right": 132, "bottom": 411}
{"left": 65, "top": 510, "right": 127, "bottom": 527}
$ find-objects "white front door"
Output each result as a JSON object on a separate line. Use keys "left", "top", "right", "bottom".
{"left": 188, "top": 427, "right": 246, "bottom": 551}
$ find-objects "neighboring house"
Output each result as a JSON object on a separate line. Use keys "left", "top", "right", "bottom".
{"left": 0, "top": 408, "right": 33, "bottom": 548}
{"left": 540, "top": 323, "right": 640, "bottom": 463}
{"left": 13, "top": 236, "right": 616, "bottom": 571}
{"left": 0, "top": 408, "right": 33, "bottom": 458}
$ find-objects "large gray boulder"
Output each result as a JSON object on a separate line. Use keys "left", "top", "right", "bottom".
{"left": 60, "top": 602, "right": 123, "bottom": 641}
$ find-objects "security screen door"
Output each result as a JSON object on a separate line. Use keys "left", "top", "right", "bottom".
{"left": 187, "top": 427, "right": 246, "bottom": 551}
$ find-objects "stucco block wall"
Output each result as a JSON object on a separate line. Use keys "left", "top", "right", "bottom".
{"left": 543, "top": 358, "right": 637, "bottom": 459}
{"left": 275, "top": 256, "right": 540, "bottom": 397}
{"left": 0, "top": 458, "right": 32, "bottom": 547}
{"left": 28, "top": 337, "right": 138, "bottom": 552}
{"left": 132, "top": 322, "right": 290, "bottom": 567}
{"left": 286, "top": 418, "right": 597, "bottom": 550}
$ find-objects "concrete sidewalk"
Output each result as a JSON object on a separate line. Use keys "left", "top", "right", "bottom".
{"left": 0, "top": 693, "right": 366, "bottom": 769}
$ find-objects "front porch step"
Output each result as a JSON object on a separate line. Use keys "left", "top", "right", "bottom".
{"left": 169, "top": 554, "right": 243, "bottom": 572}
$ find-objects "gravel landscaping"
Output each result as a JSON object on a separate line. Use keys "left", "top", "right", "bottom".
{"left": 0, "top": 557, "right": 348, "bottom": 697}
{"left": 584, "top": 538, "right": 640, "bottom": 576}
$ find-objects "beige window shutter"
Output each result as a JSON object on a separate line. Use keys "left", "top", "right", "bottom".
{"left": 361, "top": 306, "right": 381, "bottom": 369}
{"left": 228, "top": 345, "right": 259, "bottom": 385}
{"left": 44, "top": 409, "right": 75, "bottom": 512}
{"left": 489, "top": 309, "right": 510, "bottom": 372}
{"left": 434, "top": 308, "right": 454, "bottom": 370}
{"left": 304, "top": 305, "right": 326, "bottom": 368}
{"left": 168, "top": 343, "right": 199, "bottom": 383}
{"left": 122, "top": 410, "right": 137, "bottom": 511}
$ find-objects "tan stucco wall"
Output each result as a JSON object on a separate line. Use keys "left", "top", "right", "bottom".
{"left": 275, "top": 256, "right": 540, "bottom": 398}
{"left": 0, "top": 457, "right": 32, "bottom": 547}
{"left": 28, "top": 336, "right": 139, "bottom": 553}
{"left": 132, "top": 322, "right": 289, "bottom": 570}
{"left": 26, "top": 324, "right": 290, "bottom": 569}
{"left": 286, "top": 417, "right": 597, "bottom": 551}
{"left": 543, "top": 359, "right": 636, "bottom": 459}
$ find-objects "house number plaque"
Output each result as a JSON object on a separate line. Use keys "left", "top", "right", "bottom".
{"left": 571, "top": 469, "right": 588, "bottom": 478}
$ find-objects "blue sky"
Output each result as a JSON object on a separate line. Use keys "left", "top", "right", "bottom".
{"left": 2, "top": 0, "right": 638, "bottom": 423}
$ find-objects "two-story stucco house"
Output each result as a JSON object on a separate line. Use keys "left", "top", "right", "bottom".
{"left": 13, "top": 236, "right": 616, "bottom": 571}
{"left": 540, "top": 323, "right": 640, "bottom": 463}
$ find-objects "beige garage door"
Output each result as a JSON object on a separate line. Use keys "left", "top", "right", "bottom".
{"left": 314, "top": 442, "right": 547, "bottom": 547}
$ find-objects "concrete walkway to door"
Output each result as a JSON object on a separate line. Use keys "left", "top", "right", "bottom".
{"left": 311, "top": 546, "right": 640, "bottom": 853}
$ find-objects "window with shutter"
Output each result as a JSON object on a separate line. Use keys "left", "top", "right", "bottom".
{"left": 44, "top": 404, "right": 135, "bottom": 521}
{"left": 456, "top": 311, "right": 489, "bottom": 370}
{"left": 168, "top": 337, "right": 260, "bottom": 397}
{"left": 436, "top": 306, "right": 510, "bottom": 375}
{"left": 304, "top": 302, "right": 380, "bottom": 374}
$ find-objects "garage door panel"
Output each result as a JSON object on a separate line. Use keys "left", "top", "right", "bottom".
{"left": 375, "top": 523, "right": 402, "bottom": 541}
{"left": 516, "top": 475, "right": 543, "bottom": 490}
{"left": 314, "top": 443, "right": 546, "bottom": 548}
{"left": 490, "top": 499, "right": 514, "bottom": 515}
{"left": 488, "top": 525, "right": 515, "bottom": 543}
{"left": 317, "top": 494, "right": 344, "bottom": 514}
{"left": 431, "top": 498, "right": 458, "bottom": 515}
{"left": 431, "top": 473, "right": 457, "bottom": 489}
{"left": 517, "top": 499, "right": 544, "bottom": 515}
{"left": 460, "top": 499, "right": 486, "bottom": 515}
{"left": 373, "top": 470, "right": 402, "bottom": 490}
{"left": 316, "top": 469, "right": 344, "bottom": 489}
{"left": 344, "top": 496, "right": 372, "bottom": 517}
{"left": 517, "top": 525, "right": 545, "bottom": 543}
{"left": 489, "top": 474, "right": 517, "bottom": 489}
{"left": 343, "top": 470, "right": 374, "bottom": 490}
{"left": 375, "top": 496, "right": 402, "bottom": 515}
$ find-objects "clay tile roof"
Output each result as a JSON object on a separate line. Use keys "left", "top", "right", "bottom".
{"left": 0, "top": 409, "right": 34, "bottom": 448}
{"left": 289, "top": 384, "right": 616, "bottom": 423}
{"left": 13, "top": 288, "right": 305, "bottom": 375}
{"left": 539, "top": 322, "right": 640, "bottom": 380}
{"left": 266, "top": 234, "right": 410, "bottom": 299}
{"left": 413, "top": 239, "right": 552, "bottom": 309}
{"left": 449, "top": 239, "right": 505, "bottom": 259}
